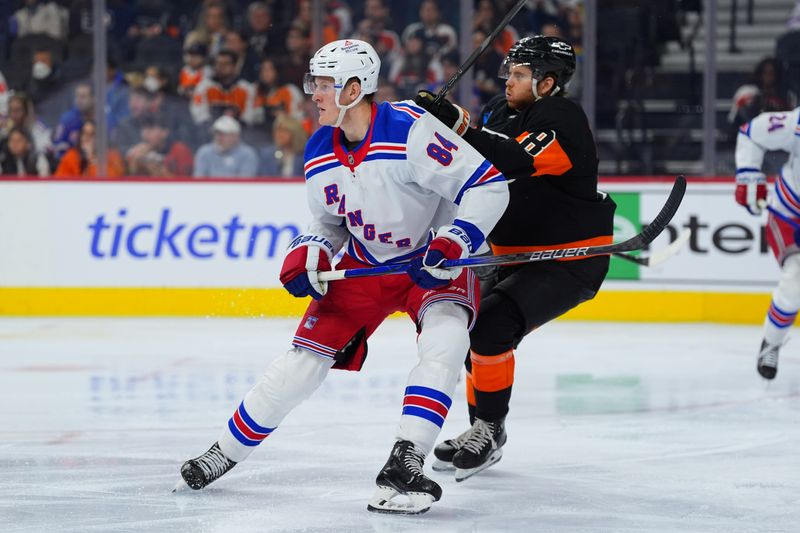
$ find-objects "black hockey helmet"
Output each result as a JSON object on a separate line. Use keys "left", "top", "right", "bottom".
{"left": 498, "top": 35, "right": 576, "bottom": 94}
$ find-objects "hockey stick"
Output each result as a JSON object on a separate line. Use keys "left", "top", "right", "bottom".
{"left": 431, "top": 0, "right": 528, "bottom": 105}
{"left": 613, "top": 228, "right": 692, "bottom": 267}
{"left": 318, "top": 176, "right": 687, "bottom": 281}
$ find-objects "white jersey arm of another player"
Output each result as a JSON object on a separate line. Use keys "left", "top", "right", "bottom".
{"left": 736, "top": 107, "right": 800, "bottom": 171}
{"left": 405, "top": 110, "right": 510, "bottom": 254}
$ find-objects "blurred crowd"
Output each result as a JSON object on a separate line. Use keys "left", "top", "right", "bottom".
{"left": 0, "top": 0, "right": 587, "bottom": 178}
{"left": 727, "top": 1, "right": 800, "bottom": 138}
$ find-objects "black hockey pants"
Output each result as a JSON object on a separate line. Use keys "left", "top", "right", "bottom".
{"left": 466, "top": 255, "right": 610, "bottom": 422}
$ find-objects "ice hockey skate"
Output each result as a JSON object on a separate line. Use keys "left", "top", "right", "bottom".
{"left": 451, "top": 418, "right": 507, "bottom": 482}
{"left": 367, "top": 440, "right": 442, "bottom": 515}
{"left": 173, "top": 442, "right": 236, "bottom": 492}
{"left": 431, "top": 426, "right": 473, "bottom": 471}
{"left": 757, "top": 339, "right": 781, "bottom": 380}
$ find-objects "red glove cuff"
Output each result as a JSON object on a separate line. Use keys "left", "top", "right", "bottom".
{"left": 280, "top": 246, "right": 332, "bottom": 285}
{"left": 428, "top": 236, "right": 465, "bottom": 260}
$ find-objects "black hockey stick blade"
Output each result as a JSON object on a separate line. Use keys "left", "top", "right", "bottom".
{"left": 613, "top": 228, "right": 692, "bottom": 267}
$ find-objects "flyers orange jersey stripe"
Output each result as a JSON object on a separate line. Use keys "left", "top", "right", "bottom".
{"left": 491, "top": 235, "right": 613, "bottom": 261}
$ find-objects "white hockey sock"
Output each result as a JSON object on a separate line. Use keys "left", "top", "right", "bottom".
{"left": 764, "top": 255, "right": 800, "bottom": 345}
{"left": 396, "top": 302, "right": 470, "bottom": 455}
{"left": 218, "top": 347, "right": 334, "bottom": 463}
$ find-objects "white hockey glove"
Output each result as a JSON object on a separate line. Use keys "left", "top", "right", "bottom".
{"left": 735, "top": 170, "right": 767, "bottom": 215}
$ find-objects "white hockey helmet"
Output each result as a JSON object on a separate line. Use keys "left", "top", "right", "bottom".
{"left": 304, "top": 39, "right": 381, "bottom": 126}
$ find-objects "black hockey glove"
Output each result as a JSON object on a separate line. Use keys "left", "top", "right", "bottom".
{"left": 414, "top": 90, "right": 471, "bottom": 136}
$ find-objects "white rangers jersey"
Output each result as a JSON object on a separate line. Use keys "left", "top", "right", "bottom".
{"left": 302, "top": 100, "right": 509, "bottom": 265}
{"left": 736, "top": 106, "right": 800, "bottom": 217}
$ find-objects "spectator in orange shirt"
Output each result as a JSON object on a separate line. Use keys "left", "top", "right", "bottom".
{"left": 54, "top": 120, "right": 125, "bottom": 178}
{"left": 253, "top": 57, "right": 305, "bottom": 134}
{"left": 191, "top": 49, "right": 256, "bottom": 126}
{"left": 178, "top": 42, "right": 212, "bottom": 99}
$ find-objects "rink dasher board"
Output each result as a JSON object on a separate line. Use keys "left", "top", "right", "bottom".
{"left": 0, "top": 177, "right": 781, "bottom": 322}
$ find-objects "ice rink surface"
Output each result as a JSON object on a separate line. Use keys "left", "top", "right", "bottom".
{"left": 1, "top": 317, "right": 798, "bottom": 533}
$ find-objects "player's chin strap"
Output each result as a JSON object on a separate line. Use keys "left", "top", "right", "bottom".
{"left": 333, "top": 91, "right": 366, "bottom": 127}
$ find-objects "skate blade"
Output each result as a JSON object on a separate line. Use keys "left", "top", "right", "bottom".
{"left": 366, "top": 485, "right": 434, "bottom": 515}
{"left": 172, "top": 477, "right": 192, "bottom": 493}
{"left": 454, "top": 448, "right": 503, "bottom": 482}
{"left": 431, "top": 458, "right": 455, "bottom": 472}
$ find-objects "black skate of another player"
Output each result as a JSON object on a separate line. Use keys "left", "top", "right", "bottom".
{"left": 367, "top": 440, "right": 442, "bottom": 514}
{"left": 446, "top": 417, "right": 506, "bottom": 481}
{"left": 431, "top": 426, "right": 473, "bottom": 472}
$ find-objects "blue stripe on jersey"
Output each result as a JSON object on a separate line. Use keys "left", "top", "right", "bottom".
{"left": 404, "top": 385, "right": 453, "bottom": 409}
{"left": 736, "top": 167, "right": 761, "bottom": 174}
{"left": 304, "top": 125, "right": 335, "bottom": 168}
{"left": 776, "top": 186, "right": 800, "bottom": 217}
{"left": 452, "top": 218, "right": 485, "bottom": 253}
{"left": 455, "top": 160, "right": 493, "bottom": 205}
{"left": 348, "top": 237, "right": 426, "bottom": 266}
{"left": 228, "top": 418, "right": 261, "bottom": 446}
{"left": 348, "top": 237, "right": 381, "bottom": 265}
{"left": 402, "top": 405, "right": 446, "bottom": 427}
{"left": 387, "top": 244, "right": 426, "bottom": 263}
{"left": 392, "top": 102, "right": 426, "bottom": 115}
{"left": 776, "top": 171, "right": 800, "bottom": 217}
{"left": 306, "top": 160, "right": 342, "bottom": 180}
{"left": 363, "top": 153, "right": 407, "bottom": 163}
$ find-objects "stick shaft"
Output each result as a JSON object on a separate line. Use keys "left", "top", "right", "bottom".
{"left": 432, "top": 0, "right": 527, "bottom": 105}
{"left": 318, "top": 176, "right": 686, "bottom": 281}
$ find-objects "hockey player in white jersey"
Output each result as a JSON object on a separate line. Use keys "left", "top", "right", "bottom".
{"left": 735, "top": 106, "right": 800, "bottom": 379}
{"left": 176, "top": 39, "right": 509, "bottom": 514}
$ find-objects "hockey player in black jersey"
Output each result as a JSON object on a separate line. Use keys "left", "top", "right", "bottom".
{"left": 415, "top": 35, "right": 616, "bottom": 481}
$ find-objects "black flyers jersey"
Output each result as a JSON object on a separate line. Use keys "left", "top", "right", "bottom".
{"left": 463, "top": 94, "right": 616, "bottom": 253}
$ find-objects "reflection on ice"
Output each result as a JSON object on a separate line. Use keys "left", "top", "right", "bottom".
{"left": 0, "top": 318, "right": 798, "bottom": 532}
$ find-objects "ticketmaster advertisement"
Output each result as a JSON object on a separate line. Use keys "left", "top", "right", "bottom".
{"left": 0, "top": 181, "right": 308, "bottom": 287}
